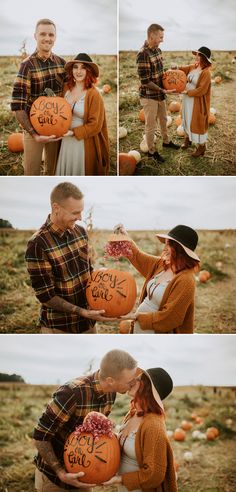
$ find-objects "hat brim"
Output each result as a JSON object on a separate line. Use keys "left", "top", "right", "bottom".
{"left": 192, "top": 50, "right": 212, "bottom": 64}
{"left": 136, "top": 367, "right": 164, "bottom": 411}
{"left": 64, "top": 60, "right": 99, "bottom": 77}
{"left": 156, "top": 233, "right": 200, "bottom": 261}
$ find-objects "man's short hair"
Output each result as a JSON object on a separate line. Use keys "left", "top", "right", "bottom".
{"left": 100, "top": 350, "right": 137, "bottom": 380}
{"left": 147, "top": 24, "right": 164, "bottom": 37}
{"left": 35, "top": 19, "right": 56, "bottom": 32}
{"left": 50, "top": 182, "right": 84, "bottom": 205}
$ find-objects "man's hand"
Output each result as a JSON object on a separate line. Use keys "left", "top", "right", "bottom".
{"left": 33, "top": 134, "right": 62, "bottom": 143}
{"left": 163, "top": 89, "right": 177, "bottom": 94}
{"left": 103, "top": 475, "right": 122, "bottom": 485}
{"left": 79, "top": 307, "right": 120, "bottom": 322}
{"left": 57, "top": 469, "right": 96, "bottom": 488}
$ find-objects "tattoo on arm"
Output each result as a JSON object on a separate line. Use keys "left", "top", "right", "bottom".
{"left": 34, "top": 440, "right": 64, "bottom": 474}
{"left": 45, "top": 295, "right": 81, "bottom": 315}
{"left": 15, "top": 110, "right": 37, "bottom": 135}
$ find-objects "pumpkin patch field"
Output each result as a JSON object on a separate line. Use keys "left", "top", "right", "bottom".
{"left": 119, "top": 50, "right": 236, "bottom": 175}
{"left": 0, "top": 228, "right": 236, "bottom": 334}
{"left": 0, "top": 383, "right": 235, "bottom": 491}
{"left": 0, "top": 55, "right": 117, "bottom": 175}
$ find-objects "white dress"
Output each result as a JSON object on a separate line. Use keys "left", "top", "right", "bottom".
{"left": 182, "top": 68, "right": 208, "bottom": 144}
{"left": 55, "top": 91, "right": 85, "bottom": 176}
{"left": 118, "top": 429, "right": 141, "bottom": 492}
{"left": 134, "top": 271, "right": 170, "bottom": 334}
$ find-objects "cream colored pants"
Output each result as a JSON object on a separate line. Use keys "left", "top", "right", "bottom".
{"left": 23, "top": 132, "right": 61, "bottom": 175}
{"left": 35, "top": 468, "right": 90, "bottom": 491}
{"left": 140, "top": 98, "right": 169, "bottom": 153}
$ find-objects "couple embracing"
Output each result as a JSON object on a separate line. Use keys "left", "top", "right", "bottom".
{"left": 34, "top": 349, "right": 178, "bottom": 492}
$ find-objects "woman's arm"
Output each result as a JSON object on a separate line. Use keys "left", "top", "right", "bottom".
{"left": 137, "top": 273, "right": 195, "bottom": 333}
{"left": 128, "top": 241, "right": 162, "bottom": 279}
{"left": 187, "top": 70, "right": 211, "bottom": 97}
{"left": 73, "top": 89, "right": 105, "bottom": 140}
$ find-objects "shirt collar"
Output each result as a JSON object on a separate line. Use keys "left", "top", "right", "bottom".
{"left": 33, "top": 50, "right": 55, "bottom": 62}
{"left": 45, "top": 214, "right": 73, "bottom": 238}
{"left": 144, "top": 40, "right": 160, "bottom": 53}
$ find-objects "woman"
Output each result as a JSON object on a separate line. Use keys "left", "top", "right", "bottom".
{"left": 179, "top": 46, "right": 212, "bottom": 157}
{"left": 116, "top": 224, "right": 200, "bottom": 334}
{"left": 55, "top": 53, "right": 109, "bottom": 176}
{"left": 104, "top": 367, "right": 177, "bottom": 492}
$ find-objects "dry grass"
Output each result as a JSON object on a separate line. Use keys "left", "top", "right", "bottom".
{"left": 119, "top": 51, "right": 236, "bottom": 175}
{"left": 0, "top": 228, "right": 236, "bottom": 334}
{"left": 0, "top": 383, "right": 235, "bottom": 491}
{"left": 0, "top": 54, "right": 117, "bottom": 176}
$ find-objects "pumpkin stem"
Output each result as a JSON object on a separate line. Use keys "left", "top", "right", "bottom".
{"left": 44, "top": 88, "right": 56, "bottom": 97}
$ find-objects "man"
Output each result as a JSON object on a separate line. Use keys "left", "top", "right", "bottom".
{"left": 33, "top": 349, "right": 138, "bottom": 491}
{"left": 25, "top": 182, "right": 115, "bottom": 334}
{"left": 11, "top": 19, "right": 66, "bottom": 175}
{"left": 137, "top": 23, "right": 180, "bottom": 163}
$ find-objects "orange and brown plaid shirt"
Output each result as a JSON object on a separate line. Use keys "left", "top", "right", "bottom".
{"left": 25, "top": 215, "right": 94, "bottom": 333}
{"left": 11, "top": 51, "right": 66, "bottom": 114}
{"left": 33, "top": 371, "right": 116, "bottom": 488}
{"left": 136, "top": 41, "right": 166, "bottom": 101}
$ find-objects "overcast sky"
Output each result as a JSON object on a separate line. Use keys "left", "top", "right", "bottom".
{"left": 120, "top": 0, "right": 236, "bottom": 51}
{"left": 1, "top": 334, "right": 235, "bottom": 386}
{"left": 0, "top": 0, "right": 117, "bottom": 55}
{"left": 0, "top": 176, "right": 235, "bottom": 230}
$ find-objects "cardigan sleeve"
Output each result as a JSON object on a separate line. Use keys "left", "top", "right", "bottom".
{"left": 187, "top": 70, "right": 211, "bottom": 97}
{"left": 136, "top": 273, "right": 195, "bottom": 333}
{"left": 121, "top": 418, "right": 168, "bottom": 490}
{"left": 178, "top": 64, "right": 195, "bottom": 75}
{"left": 128, "top": 241, "right": 162, "bottom": 279}
{"left": 73, "top": 89, "right": 105, "bottom": 140}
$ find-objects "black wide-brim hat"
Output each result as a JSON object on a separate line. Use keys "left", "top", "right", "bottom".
{"left": 156, "top": 224, "right": 200, "bottom": 261}
{"left": 136, "top": 367, "right": 173, "bottom": 411}
{"left": 65, "top": 53, "right": 99, "bottom": 77}
{"left": 192, "top": 46, "right": 212, "bottom": 64}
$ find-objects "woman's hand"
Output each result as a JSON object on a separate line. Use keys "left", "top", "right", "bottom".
{"left": 113, "top": 223, "right": 128, "bottom": 235}
{"left": 181, "top": 90, "right": 188, "bottom": 94}
{"left": 103, "top": 475, "right": 122, "bottom": 485}
{"left": 119, "top": 311, "right": 137, "bottom": 321}
{"left": 170, "top": 64, "right": 178, "bottom": 69}
{"left": 62, "top": 130, "right": 74, "bottom": 137}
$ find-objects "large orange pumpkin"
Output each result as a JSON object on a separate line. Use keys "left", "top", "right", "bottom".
{"left": 64, "top": 432, "right": 120, "bottom": 483}
{"left": 7, "top": 133, "right": 24, "bottom": 152}
{"left": 86, "top": 268, "right": 137, "bottom": 317}
{"left": 163, "top": 70, "right": 187, "bottom": 93}
{"left": 30, "top": 94, "right": 72, "bottom": 137}
{"left": 119, "top": 153, "right": 137, "bottom": 175}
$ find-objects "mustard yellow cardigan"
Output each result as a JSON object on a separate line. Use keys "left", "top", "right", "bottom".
{"left": 63, "top": 84, "right": 110, "bottom": 175}
{"left": 129, "top": 242, "right": 196, "bottom": 333}
{"left": 121, "top": 413, "right": 177, "bottom": 492}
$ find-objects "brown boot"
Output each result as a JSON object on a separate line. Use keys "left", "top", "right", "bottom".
{"left": 191, "top": 144, "right": 206, "bottom": 157}
{"left": 181, "top": 136, "right": 191, "bottom": 149}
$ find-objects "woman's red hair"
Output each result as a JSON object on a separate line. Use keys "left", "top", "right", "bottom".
{"left": 199, "top": 54, "right": 211, "bottom": 69}
{"left": 66, "top": 63, "right": 97, "bottom": 90}
{"left": 131, "top": 374, "right": 163, "bottom": 416}
{"left": 168, "top": 239, "right": 200, "bottom": 273}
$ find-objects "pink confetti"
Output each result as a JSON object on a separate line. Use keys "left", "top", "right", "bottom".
{"left": 104, "top": 241, "right": 133, "bottom": 260}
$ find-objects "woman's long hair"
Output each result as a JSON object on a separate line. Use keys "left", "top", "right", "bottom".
{"left": 131, "top": 373, "right": 163, "bottom": 416}
{"left": 66, "top": 64, "right": 97, "bottom": 90}
{"left": 162, "top": 240, "right": 200, "bottom": 273}
{"left": 199, "top": 54, "right": 211, "bottom": 69}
